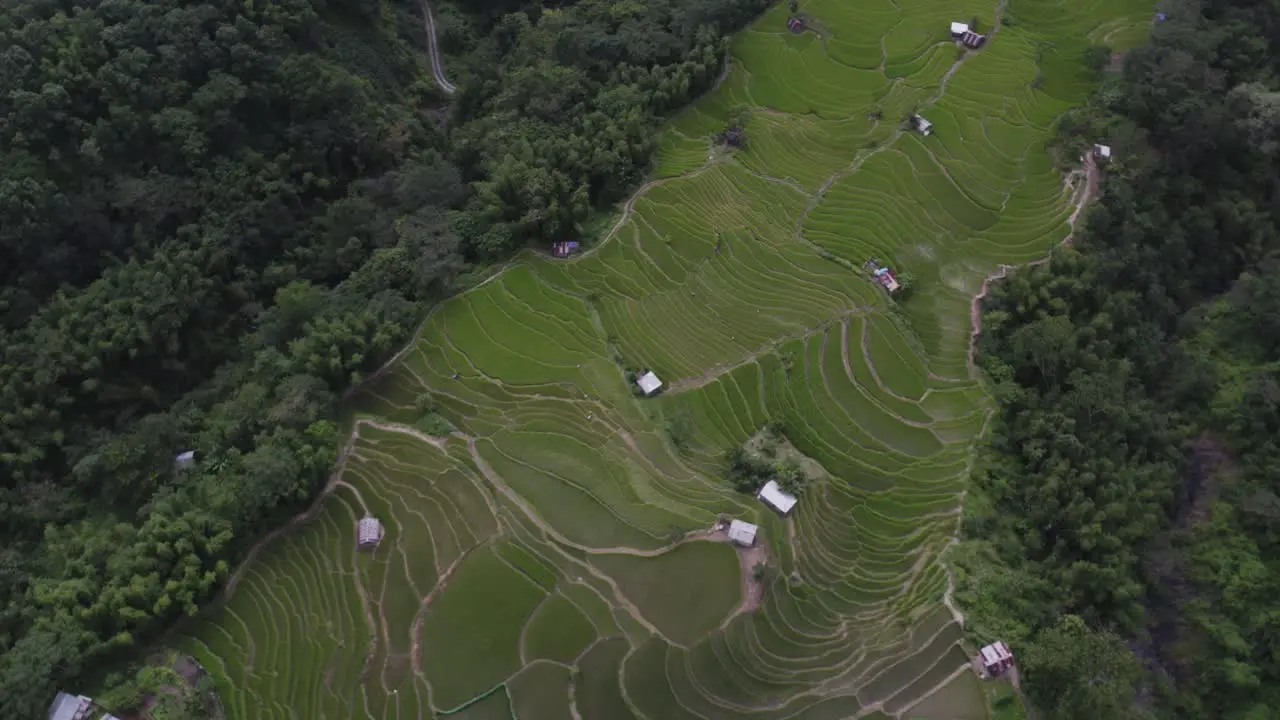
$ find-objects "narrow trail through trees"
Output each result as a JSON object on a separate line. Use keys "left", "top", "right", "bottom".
{"left": 420, "top": 0, "right": 455, "bottom": 95}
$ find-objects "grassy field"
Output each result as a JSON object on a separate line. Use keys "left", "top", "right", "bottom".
{"left": 591, "top": 541, "right": 741, "bottom": 646}
{"left": 172, "top": 0, "right": 1154, "bottom": 717}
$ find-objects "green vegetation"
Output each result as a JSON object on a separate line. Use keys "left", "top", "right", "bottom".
{"left": 522, "top": 593, "right": 598, "bottom": 664}
{"left": 420, "top": 546, "right": 546, "bottom": 710}
{"left": 724, "top": 425, "right": 813, "bottom": 494}
{"left": 591, "top": 542, "right": 741, "bottom": 646}
{"left": 1, "top": 0, "right": 1199, "bottom": 717}
{"left": 0, "top": 0, "right": 769, "bottom": 714}
{"left": 165, "top": 0, "right": 1156, "bottom": 715}
{"left": 958, "top": 2, "right": 1280, "bottom": 718}
{"left": 984, "top": 679, "right": 1027, "bottom": 720}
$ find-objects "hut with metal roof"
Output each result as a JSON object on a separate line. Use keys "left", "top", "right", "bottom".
{"left": 757, "top": 480, "right": 798, "bottom": 515}
{"left": 358, "top": 516, "right": 384, "bottom": 549}
{"left": 727, "top": 519, "right": 759, "bottom": 547}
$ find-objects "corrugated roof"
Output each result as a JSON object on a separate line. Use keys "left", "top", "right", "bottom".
{"left": 637, "top": 371, "right": 663, "bottom": 396}
{"left": 358, "top": 516, "right": 384, "bottom": 545}
{"left": 980, "top": 641, "right": 1013, "bottom": 666}
{"left": 757, "top": 480, "right": 798, "bottom": 514}
{"left": 48, "top": 692, "right": 91, "bottom": 720}
{"left": 728, "top": 520, "right": 758, "bottom": 546}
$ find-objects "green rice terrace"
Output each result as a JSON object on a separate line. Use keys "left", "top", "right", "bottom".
{"left": 172, "top": 0, "right": 1153, "bottom": 717}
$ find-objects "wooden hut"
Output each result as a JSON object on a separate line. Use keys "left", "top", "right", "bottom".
{"left": 358, "top": 516, "right": 384, "bottom": 549}
{"left": 980, "top": 641, "right": 1015, "bottom": 676}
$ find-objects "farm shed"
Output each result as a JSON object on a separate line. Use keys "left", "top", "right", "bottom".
{"left": 980, "top": 641, "right": 1015, "bottom": 676}
{"left": 1093, "top": 144, "right": 1112, "bottom": 160}
{"left": 949, "top": 22, "right": 987, "bottom": 48}
{"left": 358, "top": 516, "right": 384, "bottom": 548}
{"left": 960, "top": 30, "right": 987, "bottom": 48}
{"left": 637, "top": 371, "right": 663, "bottom": 396}
{"left": 757, "top": 480, "right": 798, "bottom": 515}
{"left": 48, "top": 692, "right": 121, "bottom": 720}
{"left": 874, "top": 266, "right": 901, "bottom": 293}
{"left": 912, "top": 115, "right": 933, "bottom": 136}
{"left": 174, "top": 450, "right": 195, "bottom": 469}
{"left": 787, "top": 17, "right": 804, "bottom": 33}
{"left": 727, "top": 519, "right": 759, "bottom": 546}
{"left": 552, "top": 241, "right": 580, "bottom": 258}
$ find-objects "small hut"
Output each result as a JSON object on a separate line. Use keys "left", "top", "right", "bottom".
{"left": 357, "top": 516, "right": 384, "bottom": 549}
{"left": 980, "top": 641, "right": 1015, "bottom": 676}
{"left": 552, "top": 241, "right": 580, "bottom": 258}
{"left": 727, "top": 519, "right": 759, "bottom": 547}
{"left": 960, "top": 30, "right": 987, "bottom": 48}
{"left": 48, "top": 692, "right": 121, "bottom": 720}
{"left": 757, "top": 480, "right": 798, "bottom": 516}
{"left": 874, "top": 266, "right": 901, "bottom": 293}
{"left": 1093, "top": 144, "right": 1112, "bottom": 161}
{"left": 787, "top": 16, "right": 804, "bottom": 33}
{"left": 951, "top": 21, "right": 987, "bottom": 48}
{"left": 636, "top": 371, "right": 663, "bottom": 396}
{"left": 912, "top": 115, "right": 933, "bottom": 136}
{"left": 174, "top": 450, "right": 195, "bottom": 470}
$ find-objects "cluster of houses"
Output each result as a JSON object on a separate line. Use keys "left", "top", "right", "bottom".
{"left": 718, "top": 480, "right": 798, "bottom": 552}
{"left": 907, "top": 21, "right": 992, "bottom": 138}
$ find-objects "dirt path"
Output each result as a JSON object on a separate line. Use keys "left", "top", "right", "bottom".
{"left": 715, "top": 532, "right": 769, "bottom": 629}
{"left": 942, "top": 540, "right": 965, "bottom": 628}
{"left": 420, "top": 0, "right": 455, "bottom": 94}
{"left": 967, "top": 151, "right": 1098, "bottom": 370}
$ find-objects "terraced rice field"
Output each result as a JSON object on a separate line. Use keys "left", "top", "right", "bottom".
{"left": 172, "top": 0, "right": 1153, "bottom": 717}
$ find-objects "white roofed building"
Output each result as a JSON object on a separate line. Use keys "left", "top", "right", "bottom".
{"left": 48, "top": 692, "right": 121, "bottom": 720}
{"left": 913, "top": 115, "right": 933, "bottom": 136}
{"left": 174, "top": 450, "right": 195, "bottom": 469}
{"left": 950, "top": 21, "right": 969, "bottom": 36}
{"left": 757, "top": 480, "right": 798, "bottom": 515}
{"left": 1094, "top": 143, "right": 1112, "bottom": 160}
{"left": 49, "top": 693, "right": 93, "bottom": 720}
{"left": 727, "top": 519, "right": 758, "bottom": 546}
{"left": 637, "top": 371, "right": 663, "bottom": 396}
{"left": 980, "top": 641, "right": 1015, "bottom": 676}
{"left": 358, "top": 516, "right": 384, "bottom": 548}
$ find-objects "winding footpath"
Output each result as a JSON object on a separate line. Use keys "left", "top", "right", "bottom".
{"left": 420, "top": 0, "right": 456, "bottom": 95}
{"left": 966, "top": 151, "right": 1100, "bottom": 370}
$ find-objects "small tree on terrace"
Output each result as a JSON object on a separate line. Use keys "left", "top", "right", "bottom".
{"left": 720, "top": 104, "right": 753, "bottom": 148}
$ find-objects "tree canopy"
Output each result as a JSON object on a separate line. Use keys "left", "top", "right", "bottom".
{"left": 0, "top": 0, "right": 768, "bottom": 714}
{"left": 958, "top": 0, "right": 1280, "bottom": 717}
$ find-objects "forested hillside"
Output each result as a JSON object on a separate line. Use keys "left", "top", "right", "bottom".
{"left": 0, "top": 0, "right": 766, "bottom": 715}
{"left": 958, "top": 0, "right": 1280, "bottom": 717}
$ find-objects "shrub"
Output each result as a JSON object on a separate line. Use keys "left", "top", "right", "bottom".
{"left": 416, "top": 412, "right": 455, "bottom": 436}
{"left": 664, "top": 408, "right": 694, "bottom": 450}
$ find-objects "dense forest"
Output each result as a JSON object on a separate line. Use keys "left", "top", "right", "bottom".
{"left": 958, "top": 0, "right": 1280, "bottom": 717}
{"left": 0, "top": 0, "right": 767, "bottom": 715}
